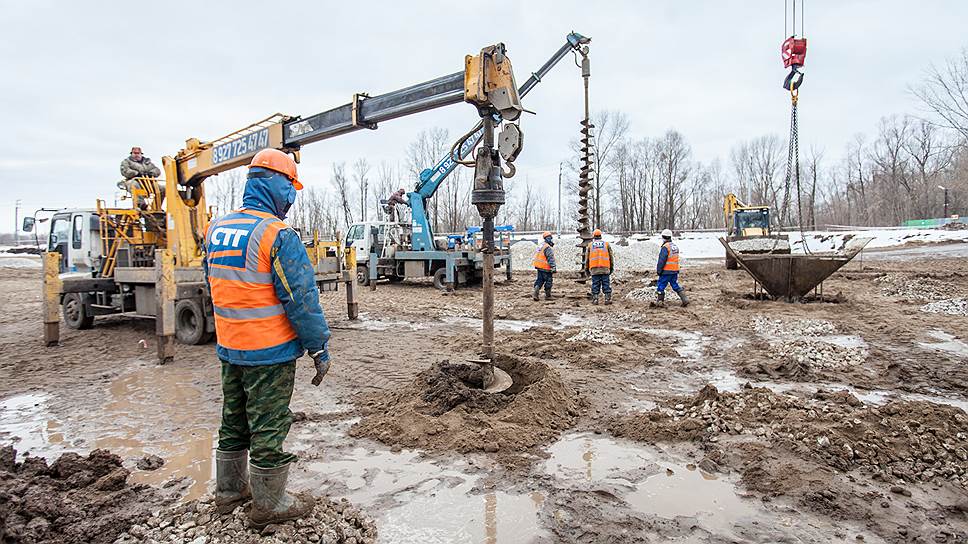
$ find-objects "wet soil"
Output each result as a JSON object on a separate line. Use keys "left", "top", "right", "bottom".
{"left": 2, "top": 248, "right": 968, "bottom": 542}
{"left": 0, "top": 446, "right": 171, "bottom": 543}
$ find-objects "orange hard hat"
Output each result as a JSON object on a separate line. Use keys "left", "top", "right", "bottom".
{"left": 541, "top": 231, "right": 552, "bottom": 238}
{"left": 593, "top": 229, "right": 602, "bottom": 237}
{"left": 249, "top": 149, "right": 302, "bottom": 190}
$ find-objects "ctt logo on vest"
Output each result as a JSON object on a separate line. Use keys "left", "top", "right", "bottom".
{"left": 211, "top": 227, "right": 250, "bottom": 248}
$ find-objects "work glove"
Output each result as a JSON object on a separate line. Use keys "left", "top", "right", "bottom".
{"left": 310, "top": 349, "right": 330, "bottom": 386}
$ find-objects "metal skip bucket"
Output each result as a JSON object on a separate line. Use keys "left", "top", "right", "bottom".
{"left": 720, "top": 237, "right": 873, "bottom": 302}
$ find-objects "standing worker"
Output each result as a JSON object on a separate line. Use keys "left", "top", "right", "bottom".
{"left": 532, "top": 231, "right": 557, "bottom": 301}
{"left": 655, "top": 229, "right": 689, "bottom": 307}
{"left": 204, "top": 148, "right": 331, "bottom": 528}
{"left": 584, "top": 229, "right": 614, "bottom": 305}
{"left": 119, "top": 146, "right": 162, "bottom": 179}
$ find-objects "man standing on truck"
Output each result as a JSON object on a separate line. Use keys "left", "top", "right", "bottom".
{"left": 532, "top": 231, "right": 556, "bottom": 301}
{"left": 584, "top": 229, "right": 614, "bottom": 305}
{"left": 119, "top": 146, "right": 161, "bottom": 179}
{"left": 203, "top": 148, "right": 331, "bottom": 528}
{"left": 654, "top": 228, "right": 689, "bottom": 308}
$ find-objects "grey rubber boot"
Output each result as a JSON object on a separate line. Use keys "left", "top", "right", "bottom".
{"left": 532, "top": 287, "right": 540, "bottom": 301}
{"left": 247, "top": 462, "right": 314, "bottom": 529}
{"left": 215, "top": 449, "right": 251, "bottom": 515}
{"left": 591, "top": 294, "right": 599, "bottom": 305}
{"left": 676, "top": 289, "right": 690, "bottom": 307}
{"left": 650, "top": 291, "right": 665, "bottom": 308}
{"left": 544, "top": 290, "right": 554, "bottom": 301}
{"left": 604, "top": 292, "right": 612, "bottom": 305}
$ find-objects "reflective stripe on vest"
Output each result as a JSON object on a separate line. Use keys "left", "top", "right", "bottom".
{"left": 588, "top": 240, "right": 611, "bottom": 269}
{"left": 206, "top": 209, "right": 298, "bottom": 352}
{"left": 533, "top": 243, "right": 552, "bottom": 270}
{"left": 662, "top": 242, "right": 680, "bottom": 272}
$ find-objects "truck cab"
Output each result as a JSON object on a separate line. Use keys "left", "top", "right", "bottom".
{"left": 30, "top": 209, "right": 102, "bottom": 276}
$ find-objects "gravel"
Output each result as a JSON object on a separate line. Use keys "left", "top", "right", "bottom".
{"left": 728, "top": 238, "right": 791, "bottom": 253}
{"left": 114, "top": 495, "right": 377, "bottom": 544}
{"left": 920, "top": 298, "right": 968, "bottom": 316}
{"left": 874, "top": 273, "right": 950, "bottom": 302}
{"left": 749, "top": 315, "right": 837, "bottom": 337}
{"left": 567, "top": 328, "right": 619, "bottom": 345}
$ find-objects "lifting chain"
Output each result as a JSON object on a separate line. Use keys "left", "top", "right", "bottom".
{"left": 784, "top": 90, "right": 811, "bottom": 253}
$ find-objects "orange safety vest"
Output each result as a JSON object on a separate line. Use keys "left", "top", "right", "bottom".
{"left": 662, "top": 241, "right": 680, "bottom": 272}
{"left": 587, "top": 240, "right": 611, "bottom": 270}
{"left": 205, "top": 209, "right": 298, "bottom": 352}
{"left": 533, "top": 243, "right": 552, "bottom": 270}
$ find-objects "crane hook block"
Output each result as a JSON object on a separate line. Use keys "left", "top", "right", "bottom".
{"left": 464, "top": 43, "right": 524, "bottom": 121}
{"left": 781, "top": 36, "right": 807, "bottom": 68}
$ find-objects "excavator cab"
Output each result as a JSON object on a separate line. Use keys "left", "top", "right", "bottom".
{"left": 733, "top": 207, "right": 771, "bottom": 237}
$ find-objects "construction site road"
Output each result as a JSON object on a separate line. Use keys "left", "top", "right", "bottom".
{"left": 1, "top": 243, "right": 967, "bottom": 543}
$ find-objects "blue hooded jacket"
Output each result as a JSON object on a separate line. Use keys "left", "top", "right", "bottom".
{"left": 203, "top": 168, "right": 331, "bottom": 366}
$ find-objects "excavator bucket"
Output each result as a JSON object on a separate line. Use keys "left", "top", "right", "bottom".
{"left": 720, "top": 237, "right": 872, "bottom": 302}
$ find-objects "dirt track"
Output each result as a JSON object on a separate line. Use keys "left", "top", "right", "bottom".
{"left": 1, "top": 250, "right": 968, "bottom": 543}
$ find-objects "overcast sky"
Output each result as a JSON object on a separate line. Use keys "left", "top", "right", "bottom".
{"left": 1, "top": 0, "right": 965, "bottom": 234}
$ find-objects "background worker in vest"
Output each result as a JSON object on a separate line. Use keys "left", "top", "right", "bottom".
{"left": 584, "top": 229, "right": 614, "bottom": 305}
{"left": 655, "top": 228, "right": 689, "bottom": 307}
{"left": 532, "top": 231, "right": 557, "bottom": 301}
{"left": 203, "top": 148, "right": 331, "bottom": 528}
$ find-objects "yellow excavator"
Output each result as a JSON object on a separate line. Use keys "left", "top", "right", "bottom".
{"left": 723, "top": 193, "right": 789, "bottom": 269}
{"left": 35, "top": 41, "right": 526, "bottom": 363}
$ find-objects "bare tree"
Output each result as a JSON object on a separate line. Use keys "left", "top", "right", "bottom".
{"left": 208, "top": 169, "right": 245, "bottom": 217}
{"left": 406, "top": 128, "right": 450, "bottom": 233}
{"left": 353, "top": 158, "right": 371, "bottom": 222}
{"left": 912, "top": 48, "right": 968, "bottom": 142}
{"left": 331, "top": 162, "right": 354, "bottom": 230}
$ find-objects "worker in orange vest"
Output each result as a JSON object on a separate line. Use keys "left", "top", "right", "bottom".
{"left": 204, "top": 149, "right": 330, "bottom": 528}
{"left": 584, "top": 229, "right": 614, "bottom": 305}
{"left": 532, "top": 231, "right": 557, "bottom": 300}
{"left": 655, "top": 228, "right": 689, "bottom": 307}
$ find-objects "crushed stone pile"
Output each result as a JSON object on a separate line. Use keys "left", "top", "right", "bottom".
{"left": 610, "top": 385, "right": 968, "bottom": 485}
{"left": 749, "top": 315, "right": 836, "bottom": 337}
{"left": 510, "top": 240, "right": 660, "bottom": 272}
{"left": 920, "top": 298, "right": 968, "bottom": 316}
{"left": 350, "top": 356, "right": 583, "bottom": 457}
{"left": 767, "top": 339, "right": 867, "bottom": 371}
{"left": 874, "top": 273, "right": 949, "bottom": 302}
{"left": 728, "top": 238, "right": 791, "bottom": 253}
{"left": 624, "top": 287, "right": 658, "bottom": 303}
{"left": 0, "top": 447, "right": 165, "bottom": 544}
{"left": 566, "top": 328, "right": 619, "bottom": 345}
{"left": 114, "top": 495, "right": 376, "bottom": 544}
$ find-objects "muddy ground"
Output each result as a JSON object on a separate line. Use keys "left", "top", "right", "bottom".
{"left": 1, "top": 247, "right": 968, "bottom": 543}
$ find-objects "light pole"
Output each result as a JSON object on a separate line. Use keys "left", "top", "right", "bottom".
{"left": 938, "top": 185, "right": 949, "bottom": 219}
{"left": 14, "top": 199, "right": 21, "bottom": 246}
{"left": 557, "top": 161, "right": 565, "bottom": 238}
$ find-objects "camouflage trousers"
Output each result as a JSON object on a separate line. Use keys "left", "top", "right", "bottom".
{"left": 218, "top": 360, "right": 297, "bottom": 469}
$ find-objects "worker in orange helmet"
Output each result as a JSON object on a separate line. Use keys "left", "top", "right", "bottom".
{"left": 203, "top": 148, "right": 327, "bottom": 528}
{"left": 532, "top": 231, "right": 556, "bottom": 301}
{"left": 584, "top": 229, "right": 614, "bottom": 305}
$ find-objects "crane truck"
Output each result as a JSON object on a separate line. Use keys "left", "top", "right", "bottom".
{"left": 347, "top": 32, "right": 591, "bottom": 291}
{"left": 34, "top": 40, "right": 527, "bottom": 363}
{"left": 723, "top": 192, "right": 790, "bottom": 269}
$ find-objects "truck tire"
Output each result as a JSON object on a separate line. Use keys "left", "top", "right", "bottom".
{"left": 62, "top": 293, "right": 94, "bottom": 330}
{"left": 175, "top": 299, "right": 209, "bottom": 345}
{"left": 433, "top": 268, "right": 449, "bottom": 291}
{"left": 356, "top": 265, "right": 370, "bottom": 286}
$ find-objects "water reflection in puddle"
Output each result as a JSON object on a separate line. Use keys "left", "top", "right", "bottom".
{"left": 544, "top": 433, "right": 756, "bottom": 535}
{"left": 298, "top": 439, "right": 546, "bottom": 544}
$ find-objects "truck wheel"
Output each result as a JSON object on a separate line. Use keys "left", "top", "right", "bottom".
{"left": 433, "top": 268, "right": 448, "bottom": 291}
{"left": 62, "top": 293, "right": 94, "bottom": 330}
{"left": 175, "top": 299, "right": 208, "bottom": 345}
{"left": 356, "top": 265, "right": 370, "bottom": 286}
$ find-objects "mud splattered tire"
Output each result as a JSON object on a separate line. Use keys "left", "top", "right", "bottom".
{"left": 356, "top": 265, "right": 370, "bottom": 287}
{"left": 175, "top": 299, "right": 209, "bottom": 345}
{"left": 433, "top": 269, "right": 448, "bottom": 291}
{"left": 62, "top": 293, "right": 94, "bottom": 330}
